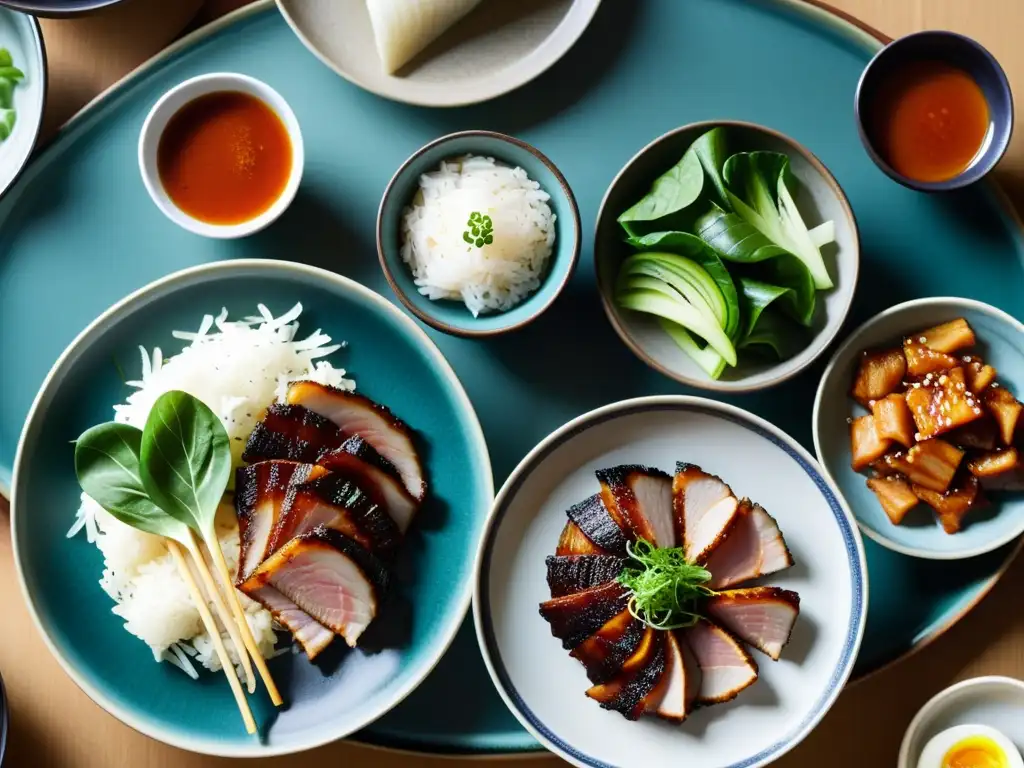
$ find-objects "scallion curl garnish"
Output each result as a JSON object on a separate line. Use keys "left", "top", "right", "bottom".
{"left": 617, "top": 539, "right": 716, "bottom": 630}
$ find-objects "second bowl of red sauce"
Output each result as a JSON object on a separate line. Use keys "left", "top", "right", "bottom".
{"left": 855, "top": 31, "right": 1012, "bottom": 192}
{"left": 139, "top": 73, "right": 304, "bottom": 238}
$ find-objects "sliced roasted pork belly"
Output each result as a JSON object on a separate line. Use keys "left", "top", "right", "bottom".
{"left": 241, "top": 404, "right": 345, "bottom": 464}
{"left": 673, "top": 463, "right": 740, "bottom": 563}
{"left": 642, "top": 629, "right": 694, "bottom": 722}
{"left": 556, "top": 521, "right": 608, "bottom": 556}
{"left": 682, "top": 618, "right": 758, "bottom": 705}
{"left": 538, "top": 581, "right": 629, "bottom": 650}
{"left": 704, "top": 500, "right": 794, "bottom": 589}
{"left": 586, "top": 628, "right": 667, "bottom": 720}
{"left": 235, "top": 460, "right": 320, "bottom": 582}
{"left": 286, "top": 381, "right": 426, "bottom": 501}
{"left": 596, "top": 465, "right": 675, "bottom": 547}
{"left": 705, "top": 587, "right": 801, "bottom": 661}
{"left": 545, "top": 554, "right": 626, "bottom": 598}
{"left": 269, "top": 471, "right": 401, "bottom": 557}
{"left": 318, "top": 436, "right": 418, "bottom": 533}
{"left": 239, "top": 526, "right": 389, "bottom": 647}
{"left": 244, "top": 583, "right": 334, "bottom": 660}
{"left": 566, "top": 494, "right": 630, "bottom": 555}
{"left": 569, "top": 608, "right": 645, "bottom": 684}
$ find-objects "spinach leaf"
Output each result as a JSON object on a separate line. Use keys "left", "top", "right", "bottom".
{"left": 737, "top": 276, "right": 792, "bottom": 342}
{"left": 692, "top": 127, "right": 731, "bottom": 211}
{"left": 139, "top": 390, "right": 232, "bottom": 534}
{"left": 694, "top": 205, "right": 816, "bottom": 326}
{"left": 740, "top": 306, "right": 804, "bottom": 359}
{"left": 74, "top": 422, "right": 190, "bottom": 541}
{"left": 626, "top": 230, "right": 740, "bottom": 340}
{"left": 618, "top": 147, "right": 704, "bottom": 231}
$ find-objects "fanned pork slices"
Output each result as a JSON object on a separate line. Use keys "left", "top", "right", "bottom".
{"left": 538, "top": 581, "right": 630, "bottom": 650}
{"left": 704, "top": 500, "right": 794, "bottom": 589}
{"left": 705, "top": 587, "right": 801, "bottom": 661}
{"left": 642, "top": 629, "right": 698, "bottom": 722}
{"left": 286, "top": 381, "right": 426, "bottom": 502}
{"left": 244, "top": 581, "right": 335, "bottom": 660}
{"left": 597, "top": 465, "right": 675, "bottom": 547}
{"left": 241, "top": 403, "right": 344, "bottom": 464}
{"left": 682, "top": 618, "right": 759, "bottom": 704}
{"left": 318, "top": 436, "right": 419, "bottom": 533}
{"left": 545, "top": 554, "right": 627, "bottom": 598}
{"left": 569, "top": 609, "right": 646, "bottom": 684}
{"left": 239, "top": 526, "right": 390, "bottom": 647}
{"left": 556, "top": 521, "right": 608, "bottom": 556}
{"left": 566, "top": 494, "right": 630, "bottom": 555}
{"left": 673, "top": 463, "right": 740, "bottom": 564}
{"left": 586, "top": 628, "right": 667, "bottom": 720}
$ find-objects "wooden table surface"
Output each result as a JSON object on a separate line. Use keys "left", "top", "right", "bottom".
{"left": 2, "top": 0, "right": 1024, "bottom": 765}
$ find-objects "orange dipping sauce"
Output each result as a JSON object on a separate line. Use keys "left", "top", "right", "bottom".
{"left": 157, "top": 91, "right": 292, "bottom": 225}
{"left": 871, "top": 62, "right": 991, "bottom": 183}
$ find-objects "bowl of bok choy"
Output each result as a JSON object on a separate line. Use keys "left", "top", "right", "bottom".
{"left": 594, "top": 121, "right": 859, "bottom": 392}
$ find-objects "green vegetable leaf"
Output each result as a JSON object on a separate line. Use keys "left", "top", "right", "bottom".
{"left": 618, "top": 147, "right": 704, "bottom": 230}
{"left": 0, "top": 79, "right": 13, "bottom": 111}
{"left": 618, "top": 539, "right": 714, "bottom": 630}
{"left": 737, "top": 277, "right": 792, "bottom": 337}
{"left": 0, "top": 49, "right": 11, "bottom": 68}
{"left": 740, "top": 306, "right": 805, "bottom": 359}
{"left": 139, "top": 390, "right": 232, "bottom": 534}
{"left": 691, "top": 127, "right": 731, "bottom": 211}
{"left": 0, "top": 66, "right": 23, "bottom": 81}
{"left": 74, "top": 422, "right": 190, "bottom": 541}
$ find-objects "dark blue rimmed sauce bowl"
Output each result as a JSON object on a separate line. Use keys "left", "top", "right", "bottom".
{"left": 855, "top": 31, "right": 1013, "bottom": 192}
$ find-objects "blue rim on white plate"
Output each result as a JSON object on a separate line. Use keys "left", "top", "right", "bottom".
{"left": 473, "top": 396, "right": 868, "bottom": 768}
{"left": 10, "top": 259, "right": 494, "bottom": 757}
{"left": 812, "top": 297, "right": 1024, "bottom": 560}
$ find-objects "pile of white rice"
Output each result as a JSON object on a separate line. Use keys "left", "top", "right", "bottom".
{"left": 400, "top": 154, "right": 556, "bottom": 317}
{"left": 68, "top": 303, "right": 354, "bottom": 677}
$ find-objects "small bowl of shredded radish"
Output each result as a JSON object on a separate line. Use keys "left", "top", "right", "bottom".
{"left": 377, "top": 130, "right": 581, "bottom": 337}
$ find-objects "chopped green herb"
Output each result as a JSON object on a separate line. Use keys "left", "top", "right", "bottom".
{"left": 463, "top": 211, "right": 494, "bottom": 248}
{"left": 617, "top": 538, "right": 715, "bottom": 630}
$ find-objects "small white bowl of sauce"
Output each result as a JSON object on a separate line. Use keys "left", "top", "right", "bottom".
{"left": 138, "top": 72, "right": 304, "bottom": 238}
{"left": 855, "top": 31, "right": 1013, "bottom": 192}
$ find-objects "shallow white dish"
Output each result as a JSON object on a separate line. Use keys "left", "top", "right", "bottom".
{"left": 276, "top": 0, "right": 602, "bottom": 107}
{"left": 899, "top": 676, "right": 1024, "bottom": 768}
{"left": 473, "top": 395, "right": 867, "bottom": 768}
{"left": 0, "top": 8, "right": 44, "bottom": 202}
{"left": 138, "top": 72, "right": 304, "bottom": 239}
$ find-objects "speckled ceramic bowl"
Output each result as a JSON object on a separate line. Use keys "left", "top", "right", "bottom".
{"left": 813, "top": 297, "right": 1024, "bottom": 560}
{"left": 377, "top": 130, "right": 581, "bottom": 337}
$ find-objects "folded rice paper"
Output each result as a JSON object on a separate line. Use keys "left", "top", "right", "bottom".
{"left": 367, "top": 0, "right": 485, "bottom": 74}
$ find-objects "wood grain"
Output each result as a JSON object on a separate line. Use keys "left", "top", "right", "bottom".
{"left": 3, "top": 0, "right": 1024, "bottom": 765}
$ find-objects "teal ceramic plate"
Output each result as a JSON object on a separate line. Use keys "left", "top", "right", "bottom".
{"left": 0, "top": 0, "right": 1021, "bottom": 756}
{"left": 10, "top": 260, "right": 493, "bottom": 756}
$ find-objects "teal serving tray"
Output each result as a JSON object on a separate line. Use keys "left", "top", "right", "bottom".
{"left": 1, "top": 0, "right": 1021, "bottom": 756}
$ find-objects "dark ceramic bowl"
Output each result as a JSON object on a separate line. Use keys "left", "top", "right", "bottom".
{"left": 856, "top": 31, "right": 1013, "bottom": 192}
{"left": 377, "top": 130, "right": 580, "bottom": 338}
{"left": 0, "top": 0, "right": 124, "bottom": 16}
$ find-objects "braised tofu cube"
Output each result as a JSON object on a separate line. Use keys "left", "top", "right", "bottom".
{"left": 963, "top": 359, "right": 997, "bottom": 394}
{"left": 905, "top": 367, "right": 983, "bottom": 439}
{"left": 851, "top": 348, "right": 906, "bottom": 407}
{"left": 866, "top": 476, "right": 919, "bottom": 525}
{"left": 912, "top": 475, "right": 983, "bottom": 534}
{"left": 871, "top": 394, "right": 916, "bottom": 447}
{"left": 904, "top": 343, "right": 960, "bottom": 377}
{"left": 947, "top": 417, "right": 999, "bottom": 451}
{"left": 914, "top": 318, "right": 976, "bottom": 354}
{"left": 850, "top": 415, "right": 892, "bottom": 471}
{"left": 968, "top": 447, "right": 1020, "bottom": 478}
{"left": 904, "top": 439, "right": 965, "bottom": 492}
{"left": 983, "top": 386, "right": 1022, "bottom": 445}
{"left": 870, "top": 453, "right": 903, "bottom": 477}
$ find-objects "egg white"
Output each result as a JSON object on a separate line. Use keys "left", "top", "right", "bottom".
{"left": 918, "top": 724, "right": 1024, "bottom": 768}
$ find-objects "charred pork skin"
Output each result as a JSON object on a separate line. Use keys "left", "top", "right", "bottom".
{"left": 242, "top": 404, "right": 344, "bottom": 464}
{"left": 538, "top": 581, "right": 630, "bottom": 651}
{"left": 596, "top": 465, "right": 675, "bottom": 547}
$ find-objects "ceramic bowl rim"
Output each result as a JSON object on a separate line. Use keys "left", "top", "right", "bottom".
{"left": 0, "top": 669, "right": 7, "bottom": 766}
{"left": 9, "top": 258, "right": 494, "bottom": 758}
{"left": 854, "top": 30, "right": 1015, "bottom": 193}
{"left": 811, "top": 296, "right": 1024, "bottom": 560}
{"left": 0, "top": 10, "right": 46, "bottom": 206}
{"left": 593, "top": 119, "right": 861, "bottom": 393}
{"left": 472, "top": 394, "right": 869, "bottom": 768}
{"left": 896, "top": 675, "right": 1024, "bottom": 768}
{"left": 137, "top": 72, "right": 305, "bottom": 240}
{"left": 0, "top": 0, "right": 124, "bottom": 16}
{"left": 376, "top": 129, "right": 582, "bottom": 338}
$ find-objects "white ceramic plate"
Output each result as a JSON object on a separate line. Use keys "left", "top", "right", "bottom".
{"left": 0, "top": 8, "right": 44, "bottom": 201}
{"left": 899, "top": 676, "right": 1024, "bottom": 768}
{"left": 276, "top": 0, "right": 602, "bottom": 107}
{"left": 474, "top": 396, "right": 867, "bottom": 768}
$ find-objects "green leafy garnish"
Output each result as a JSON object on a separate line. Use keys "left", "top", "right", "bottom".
{"left": 617, "top": 539, "right": 715, "bottom": 630}
{"left": 0, "top": 48, "right": 21, "bottom": 143}
{"left": 462, "top": 211, "right": 494, "bottom": 248}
